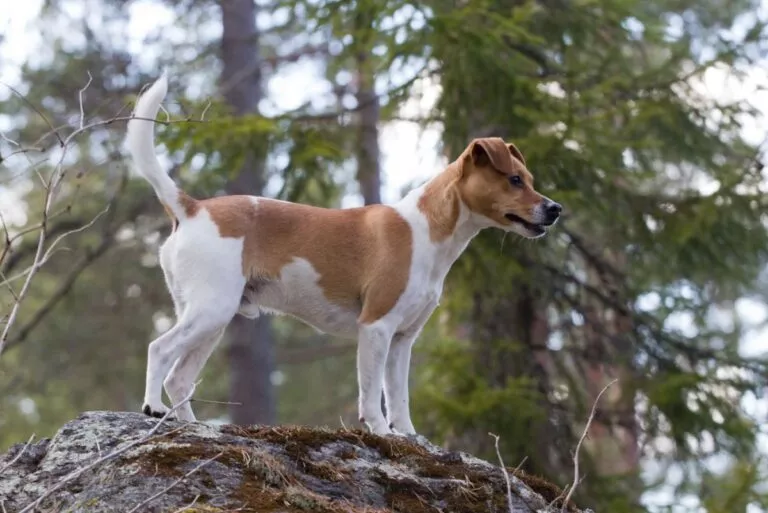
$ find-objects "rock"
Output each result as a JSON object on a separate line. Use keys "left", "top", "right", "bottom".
{"left": 0, "top": 411, "right": 587, "bottom": 512}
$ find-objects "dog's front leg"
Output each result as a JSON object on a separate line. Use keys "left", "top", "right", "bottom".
{"left": 384, "top": 300, "right": 437, "bottom": 435}
{"left": 357, "top": 322, "right": 394, "bottom": 435}
{"left": 384, "top": 332, "right": 419, "bottom": 435}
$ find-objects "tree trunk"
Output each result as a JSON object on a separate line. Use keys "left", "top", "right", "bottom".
{"left": 353, "top": 3, "right": 381, "bottom": 206}
{"left": 219, "top": 0, "right": 276, "bottom": 426}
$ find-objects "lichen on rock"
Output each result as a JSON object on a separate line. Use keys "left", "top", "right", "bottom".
{"left": 0, "top": 411, "right": 589, "bottom": 512}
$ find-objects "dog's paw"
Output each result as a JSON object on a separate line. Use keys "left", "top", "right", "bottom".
{"left": 359, "top": 416, "right": 392, "bottom": 436}
{"left": 142, "top": 403, "right": 173, "bottom": 419}
{"left": 388, "top": 420, "right": 417, "bottom": 436}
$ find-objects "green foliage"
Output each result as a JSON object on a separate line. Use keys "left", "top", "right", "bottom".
{"left": 413, "top": 334, "right": 547, "bottom": 451}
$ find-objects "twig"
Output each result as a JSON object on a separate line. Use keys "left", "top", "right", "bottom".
{"left": 2, "top": 228, "right": 112, "bottom": 350}
{"left": 17, "top": 385, "right": 198, "bottom": 513}
{"left": 171, "top": 494, "right": 201, "bottom": 513}
{"left": 78, "top": 71, "right": 93, "bottom": 130}
{"left": 548, "top": 484, "right": 570, "bottom": 511}
{"left": 159, "top": 104, "right": 171, "bottom": 123}
{"left": 0, "top": 75, "right": 202, "bottom": 357}
{"left": 200, "top": 100, "right": 212, "bottom": 121}
{"left": 0, "top": 434, "right": 35, "bottom": 473}
{"left": 513, "top": 455, "right": 528, "bottom": 474}
{"left": 0, "top": 130, "right": 20, "bottom": 147}
{"left": 489, "top": 433, "right": 514, "bottom": 513}
{"left": 190, "top": 398, "right": 242, "bottom": 406}
{"left": 560, "top": 378, "right": 619, "bottom": 512}
{"left": 0, "top": 206, "right": 109, "bottom": 353}
{"left": 126, "top": 453, "right": 222, "bottom": 513}
{"left": 0, "top": 82, "right": 65, "bottom": 147}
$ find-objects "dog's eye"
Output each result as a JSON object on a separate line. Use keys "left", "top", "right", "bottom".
{"left": 508, "top": 175, "right": 523, "bottom": 187}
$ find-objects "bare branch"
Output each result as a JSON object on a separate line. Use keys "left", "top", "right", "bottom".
{"left": 0, "top": 434, "right": 35, "bottom": 474}
{"left": 0, "top": 82, "right": 65, "bottom": 147}
{"left": 489, "top": 433, "right": 514, "bottom": 513}
{"left": 126, "top": 453, "right": 222, "bottom": 513}
{"left": 548, "top": 484, "right": 570, "bottom": 511}
{"left": 200, "top": 100, "right": 212, "bottom": 121}
{"left": 78, "top": 71, "right": 93, "bottom": 130}
{"left": 190, "top": 398, "right": 242, "bottom": 406}
{"left": 0, "top": 130, "right": 20, "bottom": 147}
{"left": 2, "top": 231, "right": 112, "bottom": 352}
{"left": 17, "top": 384, "right": 199, "bottom": 513}
{"left": 2, "top": 215, "right": 103, "bottom": 275}
{"left": 560, "top": 378, "right": 619, "bottom": 512}
{"left": 0, "top": 205, "right": 109, "bottom": 354}
{"left": 171, "top": 495, "right": 201, "bottom": 513}
{"left": 513, "top": 456, "right": 528, "bottom": 474}
{"left": 0, "top": 73, "right": 201, "bottom": 357}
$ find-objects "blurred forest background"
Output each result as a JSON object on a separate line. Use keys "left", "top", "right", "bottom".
{"left": 2, "top": 0, "right": 768, "bottom": 511}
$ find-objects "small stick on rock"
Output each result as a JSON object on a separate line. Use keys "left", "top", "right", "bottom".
{"left": 127, "top": 453, "right": 222, "bottom": 513}
{"left": 489, "top": 433, "right": 514, "bottom": 513}
{"left": 0, "top": 434, "right": 35, "bottom": 473}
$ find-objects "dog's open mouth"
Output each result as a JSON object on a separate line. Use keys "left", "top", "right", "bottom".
{"left": 505, "top": 213, "right": 546, "bottom": 235}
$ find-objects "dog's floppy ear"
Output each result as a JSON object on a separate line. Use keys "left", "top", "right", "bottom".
{"left": 470, "top": 138, "right": 512, "bottom": 171}
{"left": 507, "top": 142, "right": 526, "bottom": 167}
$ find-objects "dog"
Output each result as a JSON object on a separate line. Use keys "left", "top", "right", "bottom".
{"left": 125, "top": 73, "right": 562, "bottom": 435}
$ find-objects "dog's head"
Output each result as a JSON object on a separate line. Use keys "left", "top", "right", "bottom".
{"left": 456, "top": 137, "right": 562, "bottom": 238}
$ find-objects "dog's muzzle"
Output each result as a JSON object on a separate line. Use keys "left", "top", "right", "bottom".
{"left": 543, "top": 200, "right": 562, "bottom": 225}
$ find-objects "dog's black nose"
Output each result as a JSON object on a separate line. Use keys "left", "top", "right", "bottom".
{"left": 546, "top": 201, "right": 562, "bottom": 220}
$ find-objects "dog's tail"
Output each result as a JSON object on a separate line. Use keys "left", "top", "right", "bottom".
{"left": 126, "top": 73, "right": 190, "bottom": 223}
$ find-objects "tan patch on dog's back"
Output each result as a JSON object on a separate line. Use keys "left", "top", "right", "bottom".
{"left": 201, "top": 196, "right": 413, "bottom": 325}
{"left": 161, "top": 192, "right": 201, "bottom": 231}
{"left": 180, "top": 193, "right": 200, "bottom": 217}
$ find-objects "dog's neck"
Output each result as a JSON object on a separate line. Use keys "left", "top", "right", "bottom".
{"left": 399, "top": 157, "right": 485, "bottom": 262}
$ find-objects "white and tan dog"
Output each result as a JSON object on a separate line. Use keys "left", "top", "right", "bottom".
{"left": 125, "top": 74, "right": 562, "bottom": 435}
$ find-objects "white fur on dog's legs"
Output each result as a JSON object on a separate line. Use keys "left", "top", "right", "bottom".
{"left": 164, "top": 327, "right": 226, "bottom": 421}
{"left": 357, "top": 322, "right": 394, "bottom": 435}
{"left": 384, "top": 300, "right": 436, "bottom": 435}
{"left": 143, "top": 299, "right": 239, "bottom": 418}
{"left": 384, "top": 333, "right": 418, "bottom": 435}
{"left": 142, "top": 323, "right": 189, "bottom": 418}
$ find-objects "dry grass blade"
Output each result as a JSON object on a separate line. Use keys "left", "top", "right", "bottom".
{"left": 560, "top": 378, "right": 619, "bottom": 512}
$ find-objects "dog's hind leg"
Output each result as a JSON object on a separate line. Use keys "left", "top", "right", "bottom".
{"left": 142, "top": 297, "right": 238, "bottom": 419}
{"left": 159, "top": 235, "right": 185, "bottom": 321}
{"left": 142, "top": 209, "right": 247, "bottom": 420}
{"left": 142, "top": 254, "right": 244, "bottom": 418}
{"left": 163, "top": 327, "right": 226, "bottom": 421}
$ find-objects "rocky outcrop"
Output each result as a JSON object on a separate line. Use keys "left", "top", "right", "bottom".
{"left": 0, "top": 411, "right": 589, "bottom": 512}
